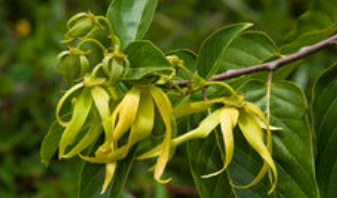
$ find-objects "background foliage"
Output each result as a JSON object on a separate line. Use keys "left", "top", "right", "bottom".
{"left": 1, "top": 0, "right": 337, "bottom": 197}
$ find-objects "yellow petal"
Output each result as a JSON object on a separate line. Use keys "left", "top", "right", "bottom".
{"left": 112, "top": 86, "right": 140, "bottom": 142}
{"left": 149, "top": 85, "right": 173, "bottom": 183}
{"left": 202, "top": 107, "right": 238, "bottom": 178}
{"left": 237, "top": 109, "right": 277, "bottom": 194}
{"left": 101, "top": 162, "right": 117, "bottom": 194}
{"left": 173, "top": 98, "right": 222, "bottom": 119}
{"left": 128, "top": 92, "right": 155, "bottom": 146}
{"left": 137, "top": 109, "right": 222, "bottom": 160}
{"left": 91, "top": 86, "right": 112, "bottom": 138}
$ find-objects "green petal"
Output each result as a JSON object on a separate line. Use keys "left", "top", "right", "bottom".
{"left": 202, "top": 107, "right": 238, "bottom": 178}
{"left": 59, "top": 88, "right": 93, "bottom": 158}
{"left": 150, "top": 85, "right": 173, "bottom": 184}
{"left": 63, "top": 109, "right": 102, "bottom": 158}
{"left": 237, "top": 109, "right": 277, "bottom": 194}
{"left": 56, "top": 82, "right": 83, "bottom": 127}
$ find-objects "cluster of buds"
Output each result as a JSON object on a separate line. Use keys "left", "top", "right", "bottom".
{"left": 52, "top": 12, "right": 279, "bottom": 195}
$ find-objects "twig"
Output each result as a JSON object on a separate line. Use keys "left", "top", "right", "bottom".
{"left": 176, "top": 34, "right": 337, "bottom": 86}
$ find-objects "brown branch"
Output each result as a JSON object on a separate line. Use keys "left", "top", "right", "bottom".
{"left": 176, "top": 34, "right": 337, "bottom": 86}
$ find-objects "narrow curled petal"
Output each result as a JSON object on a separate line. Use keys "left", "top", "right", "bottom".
{"left": 79, "top": 145, "right": 128, "bottom": 163}
{"left": 202, "top": 107, "right": 239, "bottom": 178}
{"left": 91, "top": 86, "right": 112, "bottom": 138}
{"left": 101, "top": 162, "right": 117, "bottom": 194}
{"left": 173, "top": 98, "right": 222, "bottom": 119}
{"left": 63, "top": 110, "right": 102, "bottom": 158}
{"left": 128, "top": 92, "right": 155, "bottom": 146}
{"left": 237, "top": 110, "right": 277, "bottom": 194}
{"left": 137, "top": 109, "right": 222, "bottom": 160}
{"left": 56, "top": 82, "right": 83, "bottom": 127}
{"left": 112, "top": 86, "right": 140, "bottom": 142}
{"left": 150, "top": 85, "right": 173, "bottom": 183}
{"left": 59, "top": 89, "right": 92, "bottom": 158}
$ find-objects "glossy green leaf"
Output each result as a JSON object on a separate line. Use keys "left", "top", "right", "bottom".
{"left": 123, "top": 41, "right": 171, "bottom": 80}
{"left": 107, "top": 0, "right": 158, "bottom": 49}
{"left": 281, "top": 0, "right": 337, "bottom": 53}
{"left": 218, "top": 31, "right": 279, "bottom": 72}
{"left": 79, "top": 146, "right": 137, "bottom": 198}
{"left": 187, "top": 132, "right": 234, "bottom": 198}
{"left": 313, "top": 64, "right": 337, "bottom": 198}
{"left": 196, "top": 23, "right": 252, "bottom": 80}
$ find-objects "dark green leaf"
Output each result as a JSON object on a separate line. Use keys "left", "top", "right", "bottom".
{"left": 107, "top": 0, "right": 158, "bottom": 49}
{"left": 281, "top": 0, "right": 337, "bottom": 53}
{"left": 79, "top": 146, "right": 137, "bottom": 198}
{"left": 313, "top": 64, "right": 337, "bottom": 198}
{"left": 219, "top": 31, "right": 279, "bottom": 72}
{"left": 123, "top": 40, "right": 171, "bottom": 80}
{"left": 40, "top": 119, "right": 64, "bottom": 166}
{"left": 196, "top": 23, "right": 252, "bottom": 80}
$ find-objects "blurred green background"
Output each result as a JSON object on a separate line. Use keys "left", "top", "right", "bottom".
{"left": 0, "top": 0, "right": 328, "bottom": 197}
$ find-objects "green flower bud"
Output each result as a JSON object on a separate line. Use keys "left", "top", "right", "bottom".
{"left": 102, "top": 52, "right": 127, "bottom": 86}
{"left": 57, "top": 47, "right": 90, "bottom": 83}
{"left": 64, "top": 12, "right": 99, "bottom": 42}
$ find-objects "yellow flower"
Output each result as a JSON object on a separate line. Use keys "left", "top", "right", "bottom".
{"left": 138, "top": 99, "right": 278, "bottom": 194}
{"left": 80, "top": 84, "right": 174, "bottom": 193}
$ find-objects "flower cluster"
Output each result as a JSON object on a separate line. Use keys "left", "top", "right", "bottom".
{"left": 52, "top": 12, "right": 278, "bottom": 195}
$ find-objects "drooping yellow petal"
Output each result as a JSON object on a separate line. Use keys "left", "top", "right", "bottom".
{"left": 101, "top": 162, "right": 117, "bottom": 194}
{"left": 79, "top": 145, "right": 128, "bottom": 163}
{"left": 59, "top": 88, "right": 92, "bottom": 159}
{"left": 173, "top": 98, "right": 222, "bottom": 119}
{"left": 137, "top": 109, "right": 222, "bottom": 160}
{"left": 149, "top": 85, "right": 173, "bottom": 184}
{"left": 112, "top": 86, "right": 140, "bottom": 142}
{"left": 128, "top": 92, "right": 155, "bottom": 146}
{"left": 56, "top": 82, "right": 83, "bottom": 127}
{"left": 237, "top": 110, "right": 277, "bottom": 194}
{"left": 202, "top": 107, "right": 239, "bottom": 178}
{"left": 91, "top": 86, "right": 112, "bottom": 138}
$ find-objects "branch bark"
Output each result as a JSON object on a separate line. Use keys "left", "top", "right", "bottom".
{"left": 176, "top": 34, "right": 337, "bottom": 86}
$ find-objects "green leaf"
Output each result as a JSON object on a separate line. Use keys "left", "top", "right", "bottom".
{"left": 218, "top": 31, "right": 279, "bottom": 72}
{"left": 40, "top": 119, "right": 65, "bottom": 166}
{"left": 107, "top": 0, "right": 158, "bottom": 49}
{"left": 123, "top": 41, "right": 171, "bottom": 80}
{"left": 196, "top": 23, "right": 252, "bottom": 80}
{"left": 79, "top": 146, "right": 137, "bottom": 198}
{"left": 187, "top": 132, "right": 234, "bottom": 198}
{"left": 281, "top": 0, "right": 337, "bottom": 53}
{"left": 239, "top": 80, "right": 319, "bottom": 198}
{"left": 313, "top": 64, "right": 337, "bottom": 198}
